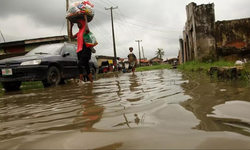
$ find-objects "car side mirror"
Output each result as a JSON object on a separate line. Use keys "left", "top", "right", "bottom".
{"left": 63, "top": 52, "right": 70, "bottom": 57}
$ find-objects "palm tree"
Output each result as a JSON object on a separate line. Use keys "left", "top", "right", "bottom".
{"left": 155, "top": 48, "right": 164, "bottom": 59}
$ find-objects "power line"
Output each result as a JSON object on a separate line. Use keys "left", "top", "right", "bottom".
{"left": 107, "top": 0, "right": 116, "bottom": 6}
{"left": 115, "top": 20, "right": 181, "bottom": 34}
{"left": 114, "top": 10, "right": 138, "bottom": 39}
{"left": 91, "top": 0, "right": 107, "bottom": 8}
{"left": 115, "top": 13, "right": 182, "bottom": 30}
{"left": 100, "top": 0, "right": 112, "bottom": 7}
{"left": 112, "top": 13, "right": 135, "bottom": 40}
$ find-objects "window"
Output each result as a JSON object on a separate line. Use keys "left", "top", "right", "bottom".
{"left": 26, "top": 43, "right": 63, "bottom": 55}
{"left": 62, "top": 45, "right": 77, "bottom": 57}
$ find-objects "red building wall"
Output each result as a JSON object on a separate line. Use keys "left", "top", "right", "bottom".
{"left": 5, "top": 45, "right": 25, "bottom": 54}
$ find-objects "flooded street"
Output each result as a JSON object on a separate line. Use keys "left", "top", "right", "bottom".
{"left": 1, "top": 69, "right": 250, "bottom": 149}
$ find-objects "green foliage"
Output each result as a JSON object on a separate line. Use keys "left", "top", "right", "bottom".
{"left": 153, "top": 62, "right": 160, "bottom": 66}
{"left": 178, "top": 60, "right": 234, "bottom": 72}
{"left": 136, "top": 64, "right": 172, "bottom": 72}
{"left": 20, "top": 81, "right": 43, "bottom": 90}
{"left": 0, "top": 81, "right": 43, "bottom": 91}
{"left": 155, "top": 48, "right": 164, "bottom": 59}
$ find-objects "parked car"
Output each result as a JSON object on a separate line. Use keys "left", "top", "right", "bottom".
{"left": 0, "top": 42, "right": 99, "bottom": 91}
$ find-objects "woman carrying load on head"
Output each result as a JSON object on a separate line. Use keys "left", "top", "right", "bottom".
{"left": 70, "top": 15, "right": 93, "bottom": 85}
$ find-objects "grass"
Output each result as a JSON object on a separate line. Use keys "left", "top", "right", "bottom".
{"left": 177, "top": 60, "right": 235, "bottom": 72}
{"left": 136, "top": 64, "right": 172, "bottom": 72}
{"left": 20, "top": 81, "right": 44, "bottom": 90}
{"left": 0, "top": 81, "right": 44, "bottom": 91}
{"left": 177, "top": 59, "right": 250, "bottom": 81}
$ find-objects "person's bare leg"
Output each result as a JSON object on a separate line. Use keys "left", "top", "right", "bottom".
{"left": 88, "top": 73, "right": 93, "bottom": 83}
{"left": 79, "top": 74, "right": 83, "bottom": 81}
{"left": 78, "top": 74, "right": 85, "bottom": 86}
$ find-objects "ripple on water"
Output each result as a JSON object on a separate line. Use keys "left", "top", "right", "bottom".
{"left": 0, "top": 69, "right": 188, "bottom": 141}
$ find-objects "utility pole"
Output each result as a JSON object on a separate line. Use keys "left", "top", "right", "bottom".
{"left": 135, "top": 40, "right": 142, "bottom": 67}
{"left": 105, "top": 6, "right": 118, "bottom": 71}
{"left": 142, "top": 46, "right": 145, "bottom": 60}
{"left": 66, "top": 0, "right": 71, "bottom": 42}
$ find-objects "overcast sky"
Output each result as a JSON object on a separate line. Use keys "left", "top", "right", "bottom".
{"left": 0, "top": 0, "right": 249, "bottom": 60}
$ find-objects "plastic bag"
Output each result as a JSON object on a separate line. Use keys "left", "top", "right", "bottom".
{"left": 83, "top": 32, "right": 98, "bottom": 48}
{"left": 66, "top": 0, "right": 95, "bottom": 23}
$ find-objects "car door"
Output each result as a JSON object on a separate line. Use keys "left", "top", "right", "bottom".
{"left": 60, "top": 44, "right": 78, "bottom": 78}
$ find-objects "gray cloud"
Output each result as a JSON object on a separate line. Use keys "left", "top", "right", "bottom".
{"left": 0, "top": 0, "right": 250, "bottom": 59}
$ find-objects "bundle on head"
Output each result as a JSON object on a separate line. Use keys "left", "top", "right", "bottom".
{"left": 66, "top": 0, "right": 95, "bottom": 23}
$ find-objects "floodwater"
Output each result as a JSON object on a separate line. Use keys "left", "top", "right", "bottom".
{"left": 1, "top": 69, "right": 250, "bottom": 149}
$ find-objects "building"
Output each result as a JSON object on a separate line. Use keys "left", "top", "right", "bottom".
{"left": 95, "top": 55, "right": 120, "bottom": 66}
{"left": 179, "top": 2, "right": 250, "bottom": 63}
{"left": 0, "top": 35, "right": 74, "bottom": 60}
{"left": 180, "top": 2, "right": 216, "bottom": 63}
{"left": 165, "top": 58, "right": 179, "bottom": 65}
{"left": 149, "top": 57, "right": 163, "bottom": 64}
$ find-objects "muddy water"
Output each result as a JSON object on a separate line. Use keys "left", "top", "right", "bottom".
{"left": 1, "top": 69, "right": 250, "bottom": 149}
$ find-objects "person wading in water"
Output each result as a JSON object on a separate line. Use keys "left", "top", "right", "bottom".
{"left": 70, "top": 15, "right": 93, "bottom": 85}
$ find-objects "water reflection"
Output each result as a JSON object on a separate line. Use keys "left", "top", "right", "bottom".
{"left": 73, "top": 84, "right": 104, "bottom": 132}
{"left": 180, "top": 72, "right": 250, "bottom": 136}
{"left": 129, "top": 74, "right": 140, "bottom": 92}
{"left": 134, "top": 114, "right": 140, "bottom": 125}
{"left": 126, "top": 74, "right": 143, "bottom": 102}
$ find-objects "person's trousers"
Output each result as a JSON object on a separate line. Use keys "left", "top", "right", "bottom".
{"left": 77, "top": 51, "right": 91, "bottom": 75}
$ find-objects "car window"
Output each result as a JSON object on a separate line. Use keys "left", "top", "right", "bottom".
{"left": 62, "top": 45, "right": 77, "bottom": 57}
{"left": 26, "top": 43, "right": 63, "bottom": 55}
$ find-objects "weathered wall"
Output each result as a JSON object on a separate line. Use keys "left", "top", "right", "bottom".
{"left": 179, "top": 38, "right": 184, "bottom": 64}
{"left": 181, "top": 2, "right": 250, "bottom": 63}
{"left": 194, "top": 3, "right": 216, "bottom": 61}
{"left": 215, "top": 18, "right": 250, "bottom": 61}
{"left": 183, "top": 2, "right": 196, "bottom": 62}
{"left": 183, "top": 2, "right": 216, "bottom": 62}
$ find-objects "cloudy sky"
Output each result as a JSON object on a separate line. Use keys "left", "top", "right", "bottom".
{"left": 0, "top": 0, "right": 249, "bottom": 60}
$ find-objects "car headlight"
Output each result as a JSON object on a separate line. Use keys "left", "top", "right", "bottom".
{"left": 20, "top": 60, "right": 42, "bottom": 66}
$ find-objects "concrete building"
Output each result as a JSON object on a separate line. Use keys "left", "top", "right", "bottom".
{"left": 179, "top": 2, "right": 250, "bottom": 63}
{"left": 180, "top": 2, "right": 216, "bottom": 63}
{"left": 215, "top": 18, "right": 250, "bottom": 61}
{"left": 95, "top": 55, "right": 120, "bottom": 66}
{"left": 149, "top": 57, "right": 163, "bottom": 64}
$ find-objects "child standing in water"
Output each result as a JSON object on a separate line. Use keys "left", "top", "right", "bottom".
{"left": 127, "top": 47, "right": 137, "bottom": 75}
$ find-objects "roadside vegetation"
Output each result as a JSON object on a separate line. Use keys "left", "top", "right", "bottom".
{"left": 177, "top": 60, "right": 234, "bottom": 72}
{"left": 177, "top": 59, "right": 250, "bottom": 80}
{"left": 136, "top": 64, "right": 172, "bottom": 72}
{"left": 0, "top": 81, "right": 43, "bottom": 91}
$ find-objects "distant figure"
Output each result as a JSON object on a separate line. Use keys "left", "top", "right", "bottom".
{"left": 127, "top": 47, "right": 137, "bottom": 75}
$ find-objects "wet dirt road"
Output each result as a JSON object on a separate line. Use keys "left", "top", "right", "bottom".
{"left": 1, "top": 69, "right": 250, "bottom": 149}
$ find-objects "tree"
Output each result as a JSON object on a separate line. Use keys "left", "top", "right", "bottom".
{"left": 155, "top": 48, "right": 164, "bottom": 59}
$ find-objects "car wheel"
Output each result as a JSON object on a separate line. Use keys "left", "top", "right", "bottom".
{"left": 1, "top": 81, "right": 22, "bottom": 91}
{"left": 90, "top": 67, "right": 96, "bottom": 80}
{"left": 42, "top": 66, "right": 61, "bottom": 87}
